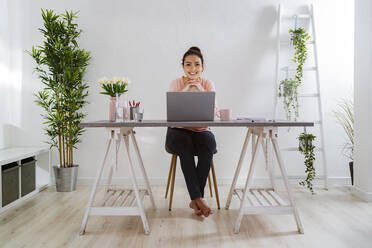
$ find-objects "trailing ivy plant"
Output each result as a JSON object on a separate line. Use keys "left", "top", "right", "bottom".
{"left": 290, "top": 27, "right": 310, "bottom": 85}
{"left": 278, "top": 27, "right": 311, "bottom": 120}
{"left": 298, "top": 133, "right": 316, "bottom": 194}
{"left": 28, "top": 9, "right": 91, "bottom": 168}
{"left": 278, "top": 78, "right": 299, "bottom": 120}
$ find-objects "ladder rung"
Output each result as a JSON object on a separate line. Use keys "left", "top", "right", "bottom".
{"left": 277, "top": 93, "right": 320, "bottom": 98}
{"left": 278, "top": 120, "right": 322, "bottom": 124}
{"left": 281, "top": 14, "right": 311, "bottom": 19}
{"left": 281, "top": 66, "right": 317, "bottom": 71}
{"left": 280, "top": 40, "right": 315, "bottom": 45}
{"left": 298, "top": 93, "right": 320, "bottom": 98}
{"left": 281, "top": 147, "right": 323, "bottom": 152}
{"left": 298, "top": 120, "right": 322, "bottom": 124}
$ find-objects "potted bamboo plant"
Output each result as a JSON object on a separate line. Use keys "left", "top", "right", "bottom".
{"left": 333, "top": 98, "right": 354, "bottom": 185}
{"left": 28, "top": 9, "right": 91, "bottom": 192}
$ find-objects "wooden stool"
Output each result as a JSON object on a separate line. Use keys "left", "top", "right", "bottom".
{"left": 164, "top": 146, "right": 220, "bottom": 210}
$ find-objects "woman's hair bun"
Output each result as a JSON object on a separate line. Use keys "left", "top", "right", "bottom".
{"left": 188, "top": 46, "right": 201, "bottom": 53}
{"left": 182, "top": 46, "right": 204, "bottom": 65}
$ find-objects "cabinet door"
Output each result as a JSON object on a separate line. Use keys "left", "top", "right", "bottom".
{"left": 2, "top": 164, "right": 20, "bottom": 207}
{"left": 21, "top": 159, "right": 36, "bottom": 197}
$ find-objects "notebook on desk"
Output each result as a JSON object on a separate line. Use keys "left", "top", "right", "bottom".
{"left": 236, "top": 116, "right": 266, "bottom": 122}
{"left": 166, "top": 92, "right": 215, "bottom": 121}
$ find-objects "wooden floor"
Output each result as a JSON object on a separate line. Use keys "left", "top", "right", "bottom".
{"left": 0, "top": 185, "right": 371, "bottom": 248}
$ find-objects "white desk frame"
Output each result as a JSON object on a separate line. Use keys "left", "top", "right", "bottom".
{"left": 80, "top": 127, "right": 156, "bottom": 235}
{"left": 79, "top": 120, "right": 311, "bottom": 235}
{"left": 225, "top": 127, "right": 304, "bottom": 234}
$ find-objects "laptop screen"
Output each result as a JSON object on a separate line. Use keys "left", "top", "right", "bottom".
{"left": 166, "top": 92, "right": 215, "bottom": 121}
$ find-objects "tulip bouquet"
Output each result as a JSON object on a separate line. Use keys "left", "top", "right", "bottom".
{"left": 98, "top": 76, "right": 130, "bottom": 97}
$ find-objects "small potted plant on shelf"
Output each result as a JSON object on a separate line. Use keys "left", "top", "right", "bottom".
{"left": 28, "top": 9, "right": 91, "bottom": 192}
{"left": 333, "top": 98, "right": 354, "bottom": 185}
{"left": 98, "top": 77, "right": 130, "bottom": 122}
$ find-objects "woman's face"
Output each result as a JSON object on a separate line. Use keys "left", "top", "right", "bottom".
{"left": 183, "top": 55, "right": 203, "bottom": 80}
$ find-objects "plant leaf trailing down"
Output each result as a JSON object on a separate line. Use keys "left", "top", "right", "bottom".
{"left": 298, "top": 133, "right": 316, "bottom": 194}
{"left": 279, "top": 27, "right": 311, "bottom": 121}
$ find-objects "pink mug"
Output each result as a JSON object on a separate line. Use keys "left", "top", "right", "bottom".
{"left": 217, "top": 109, "right": 232, "bottom": 121}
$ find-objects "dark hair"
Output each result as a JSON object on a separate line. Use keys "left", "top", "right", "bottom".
{"left": 182, "top": 46, "right": 204, "bottom": 65}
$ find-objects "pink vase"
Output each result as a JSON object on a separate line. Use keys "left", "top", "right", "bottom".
{"left": 109, "top": 97, "right": 117, "bottom": 122}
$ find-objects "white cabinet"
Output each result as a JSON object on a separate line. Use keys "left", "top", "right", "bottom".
{"left": 0, "top": 147, "right": 50, "bottom": 213}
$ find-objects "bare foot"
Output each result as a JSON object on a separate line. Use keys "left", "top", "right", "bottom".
{"left": 189, "top": 200, "right": 202, "bottom": 216}
{"left": 195, "top": 198, "right": 213, "bottom": 217}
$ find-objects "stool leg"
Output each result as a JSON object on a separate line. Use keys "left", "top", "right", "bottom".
{"left": 165, "top": 155, "right": 175, "bottom": 199}
{"left": 208, "top": 174, "right": 213, "bottom": 197}
{"left": 169, "top": 155, "right": 177, "bottom": 211}
{"left": 211, "top": 161, "right": 221, "bottom": 210}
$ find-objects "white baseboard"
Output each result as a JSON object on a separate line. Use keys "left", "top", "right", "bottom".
{"left": 76, "top": 176, "right": 352, "bottom": 188}
{"left": 351, "top": 186, "right": 372, "bottom": 202}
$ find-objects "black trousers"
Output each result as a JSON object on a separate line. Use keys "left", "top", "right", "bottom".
{"left": 165, "top": 128, "right": 217, "bottom": 200}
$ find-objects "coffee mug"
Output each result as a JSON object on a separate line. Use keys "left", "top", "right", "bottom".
{"left": 217, "top": 109, "right": 232, "bottom": 121}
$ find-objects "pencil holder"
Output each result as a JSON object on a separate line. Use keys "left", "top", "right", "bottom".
{"left": 130, "top": 107, "right": 138, "bottom": 120}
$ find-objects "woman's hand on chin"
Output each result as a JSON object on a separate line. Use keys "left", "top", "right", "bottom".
{"left": 184, "top": 77, "right": 201, "bottom": 84}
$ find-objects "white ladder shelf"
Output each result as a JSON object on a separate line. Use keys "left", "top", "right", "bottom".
{"left": 273, "top": 4, "right": 329, "bottom": 189}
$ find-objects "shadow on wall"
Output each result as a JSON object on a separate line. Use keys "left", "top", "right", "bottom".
{"left": 217, "top": 5, "right": 277, "bottom": 116}
{"left": 242, "top": 5, "right": 277, "bottom": 83}
{"left": 0, "top": 124, "right": 21, "bottom": 149}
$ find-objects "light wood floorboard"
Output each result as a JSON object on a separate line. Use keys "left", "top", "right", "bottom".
{"left": 0, "top": 185, "right": 371, "bottom": 248}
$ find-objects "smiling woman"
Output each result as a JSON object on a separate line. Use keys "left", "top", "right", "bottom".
{"left": 166, "top": 46, "right": 218, "bottom": 217}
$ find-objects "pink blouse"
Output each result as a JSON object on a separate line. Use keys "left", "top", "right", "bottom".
{"left": 169, "top": 77, "right": 218, "bottom": 132}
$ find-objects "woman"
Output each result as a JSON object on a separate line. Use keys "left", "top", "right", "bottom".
{"left": 166, "top": 46, "right": 217, "bottom": 217}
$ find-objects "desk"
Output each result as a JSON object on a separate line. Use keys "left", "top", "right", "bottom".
{"left": 79, "top": 120, "right": 313, "bottom": 235}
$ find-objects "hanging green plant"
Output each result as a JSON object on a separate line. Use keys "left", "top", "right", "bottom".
{"left": 298, "top": 133, "right": 316, "bottom": 194}
{"left": 278, "top": 27, "right": 311, "bottom": 120}
{"left": 278, "top": 78, "right": 299, "bottom": 120}
{"left": 290, "top": 27, "right": 311, "bottom": 85}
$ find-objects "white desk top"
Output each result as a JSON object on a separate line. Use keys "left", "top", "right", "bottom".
{"left": 80, "top": 120, "right": 314, "bottom": 128}
{"left": 0, "top": 147, "right": 49, "bottom": 166}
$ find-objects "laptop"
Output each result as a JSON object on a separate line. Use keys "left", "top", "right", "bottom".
{"left": 166, "top": 92, "right": 215, "bottom": 121}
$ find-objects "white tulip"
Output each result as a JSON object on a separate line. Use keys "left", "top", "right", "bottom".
{"left": 98, "top": 77, "right": 106, "bottom": 85}
{"left": 113, "top": 76, "right": 121, "bottom": 84}
{"left": 122, "top": 77, "right": 130, "bottom": 85}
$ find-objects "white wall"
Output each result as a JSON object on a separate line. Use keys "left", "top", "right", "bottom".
{"left": 0, "top": 0, "right": 23, "bottom": 149}
{"left": 1, "top": 0, "right": 354, "bottom": 186}
{"left": 353, "top": 0, "right": 372, "bottom": 201}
